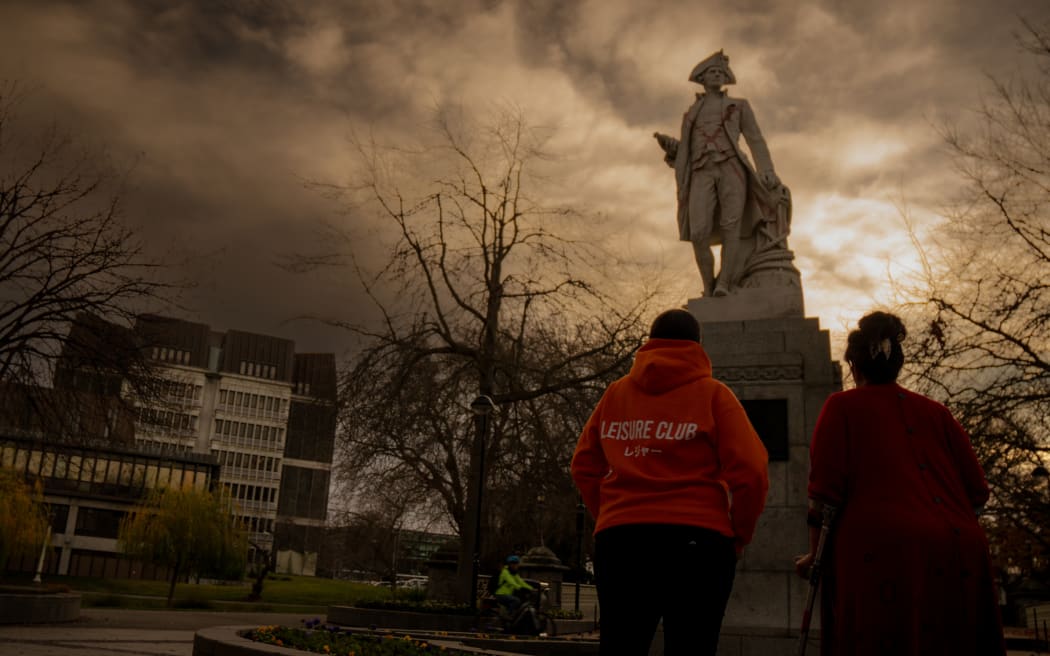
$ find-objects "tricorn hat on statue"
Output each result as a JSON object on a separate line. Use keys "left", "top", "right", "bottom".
{"left": 689, "top": 49, "right": 736, "bottom": 85}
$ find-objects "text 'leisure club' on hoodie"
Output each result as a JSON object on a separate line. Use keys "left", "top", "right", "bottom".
{"left": 571, "top": 338, "right": 770, "bottom": 550}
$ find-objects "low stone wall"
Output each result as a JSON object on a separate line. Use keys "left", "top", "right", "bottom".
{"left": 547, "top": 618, "right": 595, "bottom": 636}
{"left": 0, "top": 591, "right": 81, "bottom": 624}
{"left": 328, "top": 605, "right": 594, "bottom": 637}
{"left": 458, "top": 635, "right": 597, "bottom": 656}
{"left": 193, "top": 625, "right": 597, "bottom": 656}
{"left": 327, "top": 605, "right": 477, "bottom": 632}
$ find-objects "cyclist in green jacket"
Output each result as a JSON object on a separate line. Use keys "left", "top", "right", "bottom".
{"left": 495, "top": 555, "right": 534, "bottom": 614}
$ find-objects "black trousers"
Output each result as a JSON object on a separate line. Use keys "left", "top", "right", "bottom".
{"left": 594, "top": 523, "right": 736, "bottom": 656}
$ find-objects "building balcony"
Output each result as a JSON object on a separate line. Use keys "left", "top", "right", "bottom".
{"left": 237, "top": 499, "right": 277, "bottom": 514}
{"left": 219, "top": 466, "right": 281, "bottom": 484}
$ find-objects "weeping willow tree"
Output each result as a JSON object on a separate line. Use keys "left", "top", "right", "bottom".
{"left": 0, "top": 467, "right": 48, "bottom": 575}
{"left": 119, "top": 485, "right": 247, "bottom": 606}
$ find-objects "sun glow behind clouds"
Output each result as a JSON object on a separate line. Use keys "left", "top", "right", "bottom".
{"left": 792, "top": 191, "right": 936, "bottom": 354}
{"left": 839, "top": 135, "right": 910, "bottom": 171}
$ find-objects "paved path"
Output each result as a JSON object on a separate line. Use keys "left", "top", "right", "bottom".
{"left": 0, "top": 608, "right": 319, "bottom": 656}
{"left": 2, "top": 608, "right": 1039, "bottom": 656}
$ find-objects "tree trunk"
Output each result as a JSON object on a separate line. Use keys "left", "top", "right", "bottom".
{"left": 247, "top": 551, "right": 274, "bottom": 602}
{"left": 166, "top": 558, "right": 181, "bottom": 608}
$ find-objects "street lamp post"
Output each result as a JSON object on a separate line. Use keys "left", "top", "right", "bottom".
{"left": 1032, "top": 466, "right": 1049, "bottom": 573}
{"left": 574, "top": 501, "right": 585, "bottom": 613}
{"left": 32, "top": 523, "right": 53, "bottom": 585}
{"left": 536, "top": 493, "right": 546, "bottom": 547}
{"left": 468, "top": 395, "right": 496, "bottom": 614}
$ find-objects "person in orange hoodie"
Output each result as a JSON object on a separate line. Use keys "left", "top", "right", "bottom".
{"left": 571, "top": 308, "right": 769, "bottom": 656}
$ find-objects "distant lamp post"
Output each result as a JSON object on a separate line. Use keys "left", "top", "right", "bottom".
{"left": 536, "top": 493, "right": 546, "bottom": 547}
{"left": 32, "top": 521, "right": 53, "bottom": 585}
{"left": 1032, "top": 466, "right": 1050, "bottom": 576}
{"left": 468, "top": 394, "right": 496, "bottom": 613}
{"left": 574, "top": 501, "right": 586, "bottom": 613}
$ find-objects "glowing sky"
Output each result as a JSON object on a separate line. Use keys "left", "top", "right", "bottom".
{"left": 2, "top": 0, "right": 1048, "bottom": 359}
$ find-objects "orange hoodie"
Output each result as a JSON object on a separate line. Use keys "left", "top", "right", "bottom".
{"left": 571, "top": 338, "right": 769, "bottom": 550}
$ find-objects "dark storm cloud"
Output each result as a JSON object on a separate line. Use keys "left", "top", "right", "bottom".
{"left": 510, "top": 1, "right": 686, "bottom": 125}
{"left": 105, "top": 0, "right": 302, "bottom": 75}
{"left": 2, "top": 0, "right": 1050, "bottom": 356}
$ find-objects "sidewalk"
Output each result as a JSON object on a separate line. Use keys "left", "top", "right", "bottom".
{"left": 0, "top": 608, "right": 318, "bottom": 656}
{"left": 4, "top": 610, "right": 1037, "bottom": 656}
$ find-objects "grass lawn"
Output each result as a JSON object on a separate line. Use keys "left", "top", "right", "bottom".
{"left": 3, "top": 573, "right": 401, "bottom": 610}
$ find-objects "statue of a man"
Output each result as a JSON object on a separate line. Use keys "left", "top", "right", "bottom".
{"left": 655, "top": 50, "right": 781, "bottom": 297}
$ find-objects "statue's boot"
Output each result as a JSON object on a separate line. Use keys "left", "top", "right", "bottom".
{"left": 713, "top": 233, "right": 743, "bottom": 296}
{"left": 692, "top": 242, "right": 716, "bottom": 296}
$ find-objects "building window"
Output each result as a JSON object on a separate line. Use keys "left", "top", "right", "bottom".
{"left": 75, "top": 508, "right": 126, "bottom": 539}
{"left": 53, "top": 453, "right": 69, "bottom": 479}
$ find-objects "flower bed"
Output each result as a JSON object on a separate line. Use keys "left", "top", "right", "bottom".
{"left": 193, "top": 624, "right": 599, "bottom": 656}
{"left": 249, "top": 625, "right": 475, "bottom": 655}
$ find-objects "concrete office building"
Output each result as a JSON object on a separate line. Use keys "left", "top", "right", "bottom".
{"left": 277, "top": 353, "right": 337, "bottom": 576}
{"left": 58, "top": 314, "right": 338, "bottom": 575}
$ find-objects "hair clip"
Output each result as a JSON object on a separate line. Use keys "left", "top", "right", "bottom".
{"left": 869, "top": 338, "right": 892, "bottom": 360}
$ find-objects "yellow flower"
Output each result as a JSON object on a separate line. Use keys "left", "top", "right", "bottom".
{"left": 275, "top": 639, "right": 283, "bottom": 646}
{"left": 323, "top": 646, "right": 330, "bottom": 653}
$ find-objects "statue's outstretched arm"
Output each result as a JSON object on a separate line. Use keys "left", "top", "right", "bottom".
{"left": 653, "top": 132, "right": 679, "bottom": 168}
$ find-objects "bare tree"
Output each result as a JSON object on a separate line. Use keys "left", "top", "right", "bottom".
{"left": 897, "top": 19, "right": 1050, "bottom": 582}
{"left": 0, "top": 82, "right": 172, "bottom": 442}
{"left": 296, "top": 106, "right": 654, "bottom": 602}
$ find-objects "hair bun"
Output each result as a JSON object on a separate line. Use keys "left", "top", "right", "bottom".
{"left": 858, "top": 311, "right": 907, "bottom": 344}
{"left": 846, "top": 311, "right": 907, "bottom": 384}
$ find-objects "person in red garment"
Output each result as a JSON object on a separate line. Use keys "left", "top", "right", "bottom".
{"left": 796, "top": 311, "right": 1005, "bottom": 655}
{"left": 572, "top": 308, "right": 769, "bottom": 656}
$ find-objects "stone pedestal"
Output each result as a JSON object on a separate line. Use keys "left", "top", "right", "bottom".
{"left": 519, "top": 546, "right": 570, "bottom": 608}
{"left": 424, "top": 544, "right": 460, "bottom": 603}
{"left": 686, "top": 285, "right": 803, "bottom": 323}
{"left": 687, "top": 303, "right": 842, "bottom": 655}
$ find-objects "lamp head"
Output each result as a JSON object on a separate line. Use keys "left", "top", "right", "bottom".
{"left": 471, "top": 395, "right": 496, "bottom": 416}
